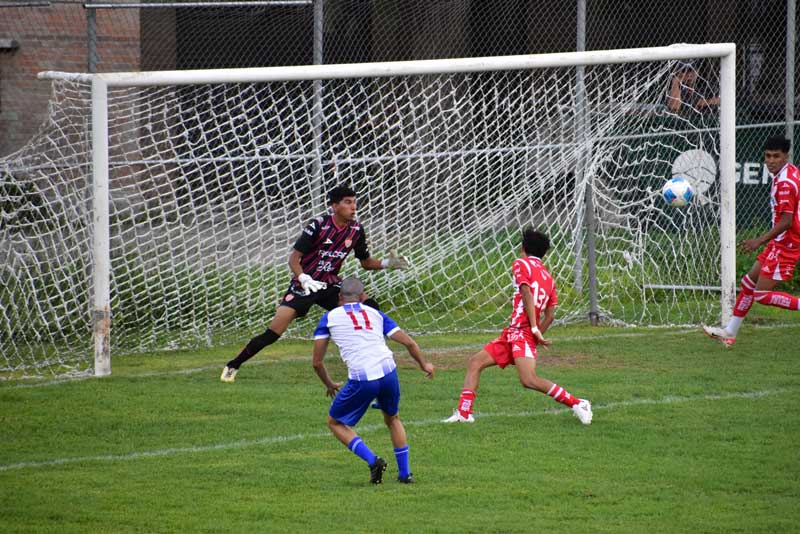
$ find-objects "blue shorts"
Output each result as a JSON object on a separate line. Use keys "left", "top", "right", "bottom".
{"left": 329, "top": 369, "right": 400, "bottom": 426}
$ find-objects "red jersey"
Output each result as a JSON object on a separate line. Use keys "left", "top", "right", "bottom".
{"left": 508, "top": 256, "right": 557, "bottom": 329}
{"left": 770, "top": 163, "right": 800, "bottom": 250}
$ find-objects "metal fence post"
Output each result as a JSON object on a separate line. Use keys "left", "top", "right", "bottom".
{"left": 786, "top": 0, "right": 796, "bottom": 156}
{"left": 312, "top": 0, "right": 325, "bottom": 213}
{"left": 573, "top": 0, "right": 599, "bottom": 324}
{"left": 87, "top": 6, "right": 97, "bottom": 73}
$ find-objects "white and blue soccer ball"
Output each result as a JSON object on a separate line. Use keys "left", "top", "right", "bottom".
{"left": 661, "top": 176, "right": 694, "bottom": 207}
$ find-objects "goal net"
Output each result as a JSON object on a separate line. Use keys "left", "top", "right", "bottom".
{"left": 0, "top": 45, "right": 735, "bottom": 378}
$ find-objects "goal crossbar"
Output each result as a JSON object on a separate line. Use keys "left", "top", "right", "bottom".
{"left": 39, "top": 43, "right": 735, "bottom": 86}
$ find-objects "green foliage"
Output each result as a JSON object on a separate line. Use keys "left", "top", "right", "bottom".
{"left": 1, "top": 324, "right": 798, "bottom": 533}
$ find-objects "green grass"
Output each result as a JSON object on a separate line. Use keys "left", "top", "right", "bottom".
{"left": 1, "top": 321, "right": 799, "bottom": 533}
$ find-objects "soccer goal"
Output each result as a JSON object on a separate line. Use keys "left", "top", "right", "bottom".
{"left": 0, "top": 43, "right": 735, "bottom": 378}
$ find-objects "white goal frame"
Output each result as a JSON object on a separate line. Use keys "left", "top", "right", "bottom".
{"left": 40, "top": 43, "right": 736, "bottom": 377}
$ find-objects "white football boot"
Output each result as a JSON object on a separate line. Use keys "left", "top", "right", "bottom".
{"left": 702, "top": 325, "right": 736, "bottom": 348}
{"left": 572, "top": 399, "right": 593, "bottom": 425}
{"left": 220, "top": 366, "right": 238, "bottom": 383}
{"left": 442, "top": 409, "right": 475, "bottom": 423}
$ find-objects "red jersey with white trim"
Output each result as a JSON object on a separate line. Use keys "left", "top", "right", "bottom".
{"left": 507, "top": 256, "right": 558, "bottom": 329}
{"left": 770, "top": 163, "right": 800, "bottom": 250}
{"left": 291, "top": 214, "right": 370, "bottom": 288}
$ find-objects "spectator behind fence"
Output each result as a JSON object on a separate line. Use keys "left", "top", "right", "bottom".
{"left": 666, "top": 62, "right": 720, "bottom": 113}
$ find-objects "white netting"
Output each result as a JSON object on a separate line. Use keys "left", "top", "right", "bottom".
{"left": 0, "top": 55, "right": 725, "bottom": 378}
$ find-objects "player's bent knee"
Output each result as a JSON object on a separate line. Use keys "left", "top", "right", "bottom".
{"left": 327, "top": 415, "right": 342, "bottom": 429}
{"left": 468, "top": 350, "right": 493, "bottom": 370}
{"left": 383, "top": 413, "right": 400, "bottom": 425}
{"left": 519, "top": 377, "right": 537, "bottom": 389}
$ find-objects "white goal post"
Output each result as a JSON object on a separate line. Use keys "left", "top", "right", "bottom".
{"left": 22, "top": 43, "right": 735, "bottom": 378}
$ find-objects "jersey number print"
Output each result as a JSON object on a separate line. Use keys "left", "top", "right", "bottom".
{"left": 346, "top": 310, "right": 373, "bottom": 331}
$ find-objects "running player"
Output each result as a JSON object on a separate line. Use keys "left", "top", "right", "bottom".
{"left": 443, "top": 227, "right": 593, "bottom": 425}
{"left": 221, "top": 185, "right": 409, "bottom": 382}
{"left": 704, "top": 135, "right": 800, "bottom": 346}
{"left": 312, "top": 276, "right": 434, "bottom": 484}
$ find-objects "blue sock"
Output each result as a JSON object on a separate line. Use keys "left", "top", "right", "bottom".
{"left": 394, "top": 445, "right": 410, "bottom": 478}
{"left": 348, "top": 436, "right": 377, "bottom": 465}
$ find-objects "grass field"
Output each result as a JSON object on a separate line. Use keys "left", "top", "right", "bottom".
{"left": 2, "top": 319, "right": 799, "bottom": 533}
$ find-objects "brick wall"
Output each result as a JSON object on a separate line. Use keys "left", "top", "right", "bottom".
{"left": 0, "top": 2, "right": 140, "bottom": 157}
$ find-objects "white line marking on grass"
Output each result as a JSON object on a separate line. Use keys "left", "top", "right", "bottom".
{"left": 0, "top": 388, "right": 792, "bottom": 473}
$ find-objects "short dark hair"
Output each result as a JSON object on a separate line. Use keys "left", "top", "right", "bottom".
{"left": 340, "top": 276, "right": 364, "bottom": 301}
{"left": 764, "top": 136, "right": 791, "bottom": 153}
{"left": 521, "top": 227, "right": 550, "bottom": 258}
{"left": 327, "top": 184, "right": 356, "bottom": 205}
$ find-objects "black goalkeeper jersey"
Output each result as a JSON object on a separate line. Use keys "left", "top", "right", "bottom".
{"left": 291, "top": 214, "right": 370, "bottom": 288}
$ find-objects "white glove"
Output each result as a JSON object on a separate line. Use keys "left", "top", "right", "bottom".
{"left": 381, "top": 250, "right": 410, "bottom": 270}
{"left": 298, "top": 273, "right": 327, "bottom": 295}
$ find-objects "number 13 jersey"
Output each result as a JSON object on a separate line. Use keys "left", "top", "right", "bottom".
{"left": 508, "top": 256, "right": 558, "bottom": 329}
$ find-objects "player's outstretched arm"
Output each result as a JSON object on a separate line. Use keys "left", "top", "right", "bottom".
{"left": 520, "top": 284, "right": 552, "bottom": 346}
{"left": 381, "top": 250, "right": 410, "bottom": 269}
{"left": 359, "top": 250, "right": 410, "bottom": 271}
{"left": 539, "top": 306, "right": 556, "bottom": 335}
{"left": 312, "top": 338, "right": 341, "bottom": 397}
{"left": 740, "top": 212, "right": 793, "bottom": 253}
{"left": 389, "top": 330, "right": 434, "bottom": 379}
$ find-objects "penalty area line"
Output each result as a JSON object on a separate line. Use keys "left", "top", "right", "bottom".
{"left": 0, "top": 388, "right": 791, "bottom": 473}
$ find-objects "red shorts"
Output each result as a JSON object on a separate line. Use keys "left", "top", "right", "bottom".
{"left": 483, "top": 327, "right": 538, "bottom": 369}
{"left": 757, "top": 242, "right": 800, "bottom": 282}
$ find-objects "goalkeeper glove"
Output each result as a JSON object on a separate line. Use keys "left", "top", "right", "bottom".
{"left": 298, "top": 273, "right": 327, "bottom": 295}
{"left": 381, "top": 250, "right": 410, "bottom": 270}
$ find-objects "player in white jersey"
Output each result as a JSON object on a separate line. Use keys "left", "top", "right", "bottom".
{"left": 312, "top": 277, "right": 434, "bottom": 484}
{"left": 704, "top": 136, "right": 800, "bottom": 347}
{"left": 443, "top": 228, "right": 592, "bottom": 425}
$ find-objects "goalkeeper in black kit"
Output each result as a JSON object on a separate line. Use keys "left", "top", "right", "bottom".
{"left": 221, "top": 184, "right": 410, "bottom": 382}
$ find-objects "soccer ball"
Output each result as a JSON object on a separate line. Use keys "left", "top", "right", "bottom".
{"left": 661, "top": 177, "right": 694, "bottom": 207}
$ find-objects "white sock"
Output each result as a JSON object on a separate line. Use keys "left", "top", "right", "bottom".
{"left": 725, "top": 316, "right": 743, "bottom": 336}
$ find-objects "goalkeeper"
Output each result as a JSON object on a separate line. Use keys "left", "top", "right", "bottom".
{"left": 221, "top": 184, "right": 410, "bottom": 382}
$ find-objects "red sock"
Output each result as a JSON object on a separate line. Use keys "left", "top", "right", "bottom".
{"left": 733, "top": 274, "right": 755, "bottom": 317}
{"left": 546, "top": 384, "right": 579, "bottom": 407}
{"left": 457, "top": 389, "right": 476, "bottom": 418}
{"left": 754, "top": 290, "right": 800, "bottom": 311}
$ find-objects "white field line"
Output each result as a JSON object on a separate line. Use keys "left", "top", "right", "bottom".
{"left": 7, "top": 322, "right": 798, "bottom": 390}
{"left": 0, "top": 388, "right": 791, "bottom": 473}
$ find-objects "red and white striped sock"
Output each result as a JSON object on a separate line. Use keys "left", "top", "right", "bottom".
{"left": 754, "top": 289, "right": 800, "bottom": 311}
{"left": 732, "top": 274, "right": 756, "bottom": 317}
{"left": 457, "top": 389, "right": 476, "bottom": 418}
{"left": 546, "top": 384, "right": 580, "bottom": 408}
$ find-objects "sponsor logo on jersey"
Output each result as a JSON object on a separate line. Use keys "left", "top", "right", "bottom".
{"left": 324, "top": 238, "right": 333, "bottom": 245}
{"left": 285, "top": 294, "right": 295, "bottom": 302}
{"left": 319, "top": 249, "right": 348, "bottom": 259}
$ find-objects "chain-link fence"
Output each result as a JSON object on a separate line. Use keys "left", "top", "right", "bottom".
{"left": 3, "top": 0, "right": 797, "bottom": 216}
{"left": 1, "top": 1, "right": 797, "bottom": 275}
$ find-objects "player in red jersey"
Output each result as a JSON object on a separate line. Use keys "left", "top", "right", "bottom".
{"left": 221, "top": 185, "right": 409, "bottom": 382}
{"left": 704, "top": 136, "right": 800, "bottom": 347}
{"left": 443, "top": 228, "right": 593, "bottom": 425}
